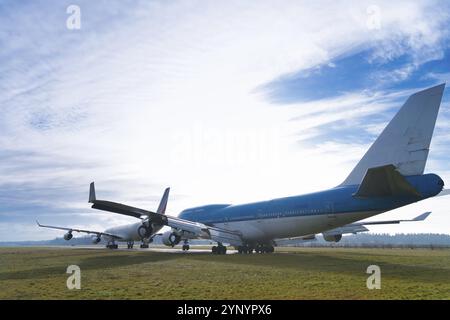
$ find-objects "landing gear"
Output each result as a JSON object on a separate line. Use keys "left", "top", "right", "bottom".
{"left": 140, "top": 238, "right": 149, "bottom": 249}
{"left": 212, "top": 243, "right": 227, "bottom": 254}
{"left": 255, "top": 244, "right": 274, "bottom": 253}
{"left": 106, "top": 241, "right": 118, "bottom": 249}
{"left": 237, "top": 245, "right": 253, "bottom": 254}
{"left": 182, "top": 240, "right": 190, "bottom": 251}
{"left": 127, "top": 241, "right": 134, "bottom": 249}
{"left": 238, "top": 244, "right": 274, "bottom": 254}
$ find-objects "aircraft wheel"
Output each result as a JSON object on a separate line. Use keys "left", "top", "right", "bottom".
{"left": 212, "top": 246, "right": 218, "bottom": 254}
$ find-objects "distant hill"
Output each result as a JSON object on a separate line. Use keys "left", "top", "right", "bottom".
{"left": 293, "top": 233, "right": 450, "bottom": 248}
{"left": 1, "top": 233, "right": 450, "bottom": 248}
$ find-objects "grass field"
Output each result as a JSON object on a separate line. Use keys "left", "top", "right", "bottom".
{"left": 0, "top": 246, "right": 449, "bottom": 299}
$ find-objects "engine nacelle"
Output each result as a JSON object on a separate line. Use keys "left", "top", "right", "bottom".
{"left": 137, "top": 224, "right": 153, "bottom": 239}
{"left": 92, "top": 236, "right": 101, "bottom": 244}
{"left": 64, "top": 232, "right": 73, "bottom": 241}
{"left": 162, "top": 231, "right": 181, "bottom": 247}
{"left": 323, "top": 233, "right": 342, "bottom": 242}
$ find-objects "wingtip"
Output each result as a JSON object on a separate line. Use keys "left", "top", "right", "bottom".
{"left": 414, "top": 211, "right": 432, "bottom": 221}
{"left": 89, "top": 182, "right": 96, "bottom": 203}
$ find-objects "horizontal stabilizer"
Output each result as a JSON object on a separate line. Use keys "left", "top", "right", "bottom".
{"left": 436, "top": 189, "right": 450, "bottom": 197}
{"left": 353, "top": 164, "right": 421, "bottom": 198}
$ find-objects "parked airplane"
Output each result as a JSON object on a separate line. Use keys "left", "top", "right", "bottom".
{"left": 37, "top": 187, "right": 170, "bottom": 249}
{"left": 38, "top": 84, "right": 448, "bottom": 253}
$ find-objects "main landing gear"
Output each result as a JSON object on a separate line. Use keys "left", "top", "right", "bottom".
{"left": 140, "top": 242, "right": 149, "bottom": 249}
{"left": 182, "top": 240, "right": 190, "bottom": 251}
{"left": 211, "top": 243, "right": 227, "bottom": 254}
{"left": 106, "top": 241, "right": 118, "bottom": 249}
{"left": 237, "top": 244, "right": 274, "bottom": 254}
{"left": 140, "top": 237, "right": 151, "bottom": 249}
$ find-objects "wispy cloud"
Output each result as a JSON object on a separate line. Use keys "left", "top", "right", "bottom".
{"left": 0, "top": 0, "right": 449, "bottom": 240}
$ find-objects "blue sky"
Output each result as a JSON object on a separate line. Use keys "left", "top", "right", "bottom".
{"left": 1, "top": 0, "right": 450, "bottom": 240}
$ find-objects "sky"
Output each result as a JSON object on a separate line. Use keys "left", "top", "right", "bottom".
{"left": 0, "top": 0, "right": 449, "bottom": 241}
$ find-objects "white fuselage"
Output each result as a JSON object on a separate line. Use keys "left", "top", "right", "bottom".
{"left": 209, "top": 210, "right": 382, "bottom": 242}
{"left": 103, "top": 222, "right": 163, "bottom": 242}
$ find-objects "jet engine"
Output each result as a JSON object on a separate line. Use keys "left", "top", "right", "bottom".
{"left": 162, "top": 231, "right": 181, "bottom": 247}
{"left": 64, "top": 232, "right": 73, "bottom": 241}
{"left": 323, "top": 234, "right": 342, "bottom": 242}
{"left": 137, "top": 224, "right": 153, "bottom": 239}
{"left": 92, "top": 236, "right": 101, "bottom": 244}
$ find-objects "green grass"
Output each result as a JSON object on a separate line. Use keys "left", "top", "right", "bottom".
{"left": 0, "top": 246, "right": 449, "bottom": 299}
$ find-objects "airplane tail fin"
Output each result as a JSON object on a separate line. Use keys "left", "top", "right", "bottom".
{"left": 156, "top": 187, "right": 170, "bottom": 214}
{"left": 340, "top": 83, "right": 445, "bottom": 186}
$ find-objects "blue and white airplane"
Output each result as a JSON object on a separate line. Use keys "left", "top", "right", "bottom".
{"left": 38, "top": 84, "right": 448, "bottom": 253}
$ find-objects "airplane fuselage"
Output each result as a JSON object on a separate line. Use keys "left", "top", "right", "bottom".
{"left": 178, "top": 173, "right": 443, "bottom": 243}
{"left": 104, "top": 222, "right": 164, "bottom": 242}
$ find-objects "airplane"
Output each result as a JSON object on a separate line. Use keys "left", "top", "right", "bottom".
{"left": 38, "top": 83, "right": 448, "bottom": 254}
{"left": 37, "top": 187, "right": 170, "bottom": 249}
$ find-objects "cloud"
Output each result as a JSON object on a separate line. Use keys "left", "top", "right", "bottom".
{"left": 0, "top": 0, "right": 449, "bottom": 240}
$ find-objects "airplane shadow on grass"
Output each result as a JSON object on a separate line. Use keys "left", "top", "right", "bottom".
{"left": 0, "top": 251, "right": 180, "bottom": 281}
{"left": 1, "top": 249, "right": 449, "bottom": 286}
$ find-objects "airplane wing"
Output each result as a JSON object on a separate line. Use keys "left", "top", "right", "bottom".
{"left": 36, "top": 220, "right": 123, "bottom": 239}
{"left": 274, "top": 212, "right": 431, "bottom": 245}
{"left": 88, "top": 182, "right": 244, "bottom": 246}
{"left": 323, "top": 211, "right": 431, "bottom": 236}
{"left": 88, "top": 182, "right": 159, "bottom": 219}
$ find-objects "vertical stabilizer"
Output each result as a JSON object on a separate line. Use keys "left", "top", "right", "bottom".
{"left": 340, "top": 83, "right": 445, "bottom": 186}
{"left": 156, "top": 187, "right": 170, "bottom": 214}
